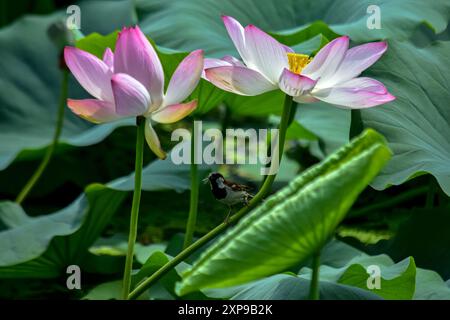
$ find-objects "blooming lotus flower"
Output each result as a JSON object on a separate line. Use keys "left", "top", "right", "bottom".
{"left": 64, "top": 26, "right": 204, "bottom": 159}
{"left": 204, "top": 16, "right": 395, "bottom": 108}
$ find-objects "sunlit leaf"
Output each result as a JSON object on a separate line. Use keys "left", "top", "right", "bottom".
{"left": 336, "top": 256, "right": 416, "bottom": 300}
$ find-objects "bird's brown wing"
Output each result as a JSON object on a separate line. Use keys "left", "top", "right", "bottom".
{"left": 224, "top": 179, "right": 252, "bottom": 192}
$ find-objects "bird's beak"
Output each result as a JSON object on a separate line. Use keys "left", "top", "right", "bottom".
{"left": 202, "top": 177, "right": 209, "bottom": 184}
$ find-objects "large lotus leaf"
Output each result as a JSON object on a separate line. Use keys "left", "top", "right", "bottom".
{"left": 138, "top": 0, "right": 450, "bottom": 57}
{"left": 231, "top": 274, "right": 382, "bottom": 300}
{"left": 0, "top": 1, "right": 136, "bottom": 171}
{"left": 412, "top": 22, "right": 450, "bottom": 48}
{"left": 359, "top": 40, "right": 450, "bottom": 194}
{"left": 335, "top": 256, "right": 416, "bottom": 300}
{"left": 205, "top": 240, "right": 450, "bottom": 300}
{"left": 76, "top": 0, "right": 136, "bottom": 35}
{"left": 414, "top": 268, "right": 450, "bottom": 300}
{"left": 0, "top": 184, "right": 126, "bottom": 278}
{"left": 0, "top": 156, "right": 193, "bottom": 278}
{"left": 316, "top": 240, "right": 450, "bottom": 300}
{"left": 176, "top": 129, "right": 391, "bottom": 295}
{"left": 299, "top": 256, "right": 418, "bottom": 300}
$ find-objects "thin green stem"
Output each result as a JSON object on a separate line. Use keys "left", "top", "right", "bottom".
{"left": 276, "top": 95, "right": 294, "bottom": 159}
{"left": 221, "top": 104, "right": 231, "bottom": 134}
{"left": 129, "top": 95, "right": 294, "bottom": 300}
{"left": 261, "top": 100, "right": 296, "bottom": 186}
{"left": 183, "top": 125, "right": 199, "bottom": 249}
{"left": 122, "top": 116, "right": 145, "bottom": 300}
{"left": 309, "top": 250, "right": 321, "bottom": 300}
{"left": 16, "top": 70, "right": 68, "bottom": 204}
{"left": 287, "top": 103, "right": 298, "bottom": 127}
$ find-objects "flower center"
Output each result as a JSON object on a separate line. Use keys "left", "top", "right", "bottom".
{"left": 287, "top": 53, "right": 311, "bottom": 74}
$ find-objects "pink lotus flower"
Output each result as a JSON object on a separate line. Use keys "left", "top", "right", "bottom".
{"left": 64, "top": 26, "right": 204, "bottom": 159}
{"left": 204, "top": 16, "right": 395, "bottom": 108}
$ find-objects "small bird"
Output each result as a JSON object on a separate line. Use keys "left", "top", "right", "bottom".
{"left": 203, "top": 172, "right": 254, "bottom": 223}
